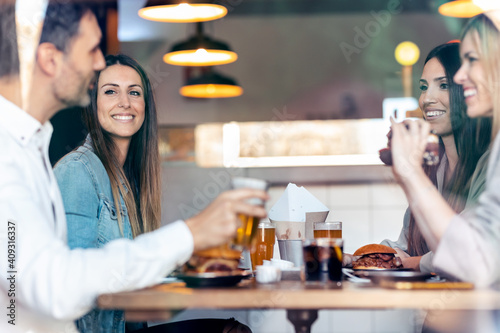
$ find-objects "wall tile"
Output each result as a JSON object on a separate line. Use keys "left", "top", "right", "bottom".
{"left": 370, "top": 183, "right": 408, "bottom": 208}
{"left": 330, "top": 310, "right": 373, "bottom": 333}
{"left": 332, "top": 209, "right": 370, "bottom": 254}
{"left": 266, "top": 186, "right": 287, "bottom": 212}
{"left": 311, "top": 310, "right": 331, "bottom": 333}
{"left": 371, "top": 209, "right": 407, "bottom": 245}
{"left": 373, "top": 309, "right": 419, "bottom": 333}
{"left": 304, "top": 185, "right": 329, "bottom": 209}
{"left": 248, "top": 310, "right": 294, "bottom": 333}
{"left": 327, "top": 185, "right": 370, "bottom": 209}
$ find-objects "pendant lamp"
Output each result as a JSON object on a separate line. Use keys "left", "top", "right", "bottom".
{"left": 163, "top": 22, "right": 238, "bottom": 66}
{"left": 180, "top": 69, "right": 243, "bottom": 98}
{"left": 438, "top": 0, "right": 483, "bottom": 18}
{"left": 138, "top": 0, "right": 227, "bottom": 23}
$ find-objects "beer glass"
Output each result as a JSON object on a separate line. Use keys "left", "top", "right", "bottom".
{"left": 313, "top": 221, "right": 342, "bottom": 239}
{"left": 250, "top": 221, "right": 276, "bottom": 270}
{"left": 231, "top": 177, "right": 268, "bottom": 250}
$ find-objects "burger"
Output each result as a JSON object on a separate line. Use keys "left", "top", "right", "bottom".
{"left": 352, "top": 244, "right": 403, "bottom": 270}
{"left": 183, "top": 245, "right": 242, "bottom": 274}
{"left": 378, "top": 125, "right": 440, "bottom": 166}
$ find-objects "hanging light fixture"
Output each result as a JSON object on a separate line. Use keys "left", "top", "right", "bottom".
{"left": 180, "top": 69, "right": 243, "bottom": 98}
{"left": 163, "top": 22, "right": 237, "bottom": 66}
{"left": 138, "top": 0, "right": 227, "bottom": 23}
{"left": 438, "top": 0, "right": 483, "bottom": 18}
{"left": 395, "top": 41, "right": 420, "bottom": 98}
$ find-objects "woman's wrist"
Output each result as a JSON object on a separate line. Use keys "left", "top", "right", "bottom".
{"left": 401, "top": 256, "right": 422, "bottom": 271}
{"left": 399, "top": 166, "right": 431, "bottom": 196}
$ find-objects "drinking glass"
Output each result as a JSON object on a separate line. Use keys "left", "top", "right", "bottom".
{"left": 313, "top": 221, "right": 342, "bottom": 239}
{"left": 231, "top": 177, "right": 268, "bottom": 250}
{"left": 250, "top": 221, "right": 276, "bottom": 270}
{"left": 302, "top": 238, "right": 343, "bottom": 288}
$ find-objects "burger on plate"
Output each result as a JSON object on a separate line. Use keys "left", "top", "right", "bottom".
{"left": 183, "top": 245, "right": 242, "bottom": 275}
{"left": 352, "top": 244, "right": 403, "bottom": 270}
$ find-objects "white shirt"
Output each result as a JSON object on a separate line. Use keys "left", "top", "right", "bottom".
{"left": 0, "top": 95, "right": 194, "bottom": 332}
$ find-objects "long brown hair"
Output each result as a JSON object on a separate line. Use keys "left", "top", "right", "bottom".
{"left": 407, "top": 43, "right": 492, "bottom": 256}
{"left": 82, "top": 54, "right": 161, "bottom": 237}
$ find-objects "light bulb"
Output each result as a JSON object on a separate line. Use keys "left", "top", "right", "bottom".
{"left": 395, "top": 41, "right": 420, "bottom": 66}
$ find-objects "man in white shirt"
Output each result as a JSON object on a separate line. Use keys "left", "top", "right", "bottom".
{"left": 0, "top": 2, "right": 267, "bottom": 332}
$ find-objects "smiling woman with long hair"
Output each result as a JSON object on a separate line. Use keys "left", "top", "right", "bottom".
{"left": 83, "top": 54, "right": 160, "bottom": 239}
{"left": 54, "top": 54, "right": 161, "bottom": 332}
{"left": 54, "top": 54, "right": 253, "bottom": 333}
{"left": 381, "top": 42, "right": 491, "bottom": 272}
{"left": 389, "top": 11, "right": 500, "bottom": 287}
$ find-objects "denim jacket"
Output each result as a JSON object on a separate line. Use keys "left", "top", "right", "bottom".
{"left": 54, "top": 137, "right": 145, "bottom": 333}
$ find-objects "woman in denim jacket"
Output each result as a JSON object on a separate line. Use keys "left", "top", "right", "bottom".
{"left": 54, "top": 54, "right": 250, "bottom": 333}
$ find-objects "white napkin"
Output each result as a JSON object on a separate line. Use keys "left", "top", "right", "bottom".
{"left": 268, "top": 183, "right": 329, "bottom": 240}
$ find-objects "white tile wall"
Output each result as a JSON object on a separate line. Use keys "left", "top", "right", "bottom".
{"left": 266, "top": 186, "right": 287, "bottom": 212}
{"left": 331, "top": 209, "right": 370, "bottom": 254}
{"left": 327, "top": 185, "right": 371, "bottom": 209}
{"left": 329, "top": 310, "right": 373, "bottom": 333}
{"left": 372, "top": 309, "right": 419, "bottom": 333}
{"left": 248, "top": 310, "right": 295, "bottom": 333}
{"left": 370, "top": 183, "right": 409, "bottom": 208}
{"left": 372, "top": 209, "right": 407, "bottom": 245}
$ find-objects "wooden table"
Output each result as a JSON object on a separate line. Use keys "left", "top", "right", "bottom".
{"left": 97, "top": 280, "right": 500, "bottom": 333}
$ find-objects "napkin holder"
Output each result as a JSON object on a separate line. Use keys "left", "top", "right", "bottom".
{"left": 272, "top": 211, "right": 329, "bottom": 268}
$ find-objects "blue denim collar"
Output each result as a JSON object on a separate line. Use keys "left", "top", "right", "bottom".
{"left": 83, "top": 134, "right": 129, "bottom": 193}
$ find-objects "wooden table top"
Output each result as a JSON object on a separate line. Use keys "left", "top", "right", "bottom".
{"left": 97, "top": 280, "right": 500, "bottom": 321}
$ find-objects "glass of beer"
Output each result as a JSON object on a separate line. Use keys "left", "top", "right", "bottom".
{"left": 231, "top": 177, "right": 268, "bottom": 250}
{"left": 302, "top": 238, "right": 343, "bottom": 288}
{"left": 313, "top": 221, "right": 342, "bottom": 239}
{"left": 250, "top": 222, "right": 276, "bottom": 271}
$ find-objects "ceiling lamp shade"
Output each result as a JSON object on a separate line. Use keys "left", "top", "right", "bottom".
{"left": 164, "top": 22, "right": 237, "bottom": 66}
{"left": 180, "top": 70, "right": 243, "bottom": 98}
{"left": 138, "top": 0, "right": 227, "bottom": 23}
{"left": 438, "top": 0, "right": 483, "bottom": 18}
{"left": 164, "top": 34, "right": 237, "bottom": 66}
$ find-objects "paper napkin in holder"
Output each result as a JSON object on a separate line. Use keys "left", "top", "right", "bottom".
{"left": 268, "top": 183, "right": 329, "bottom": 267}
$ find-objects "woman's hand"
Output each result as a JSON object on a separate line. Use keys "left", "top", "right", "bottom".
{"left": 342, "top": 253, "right": 360, "bottom": 267}
{"left": 185, "top": 189, "right": 269, "bottom": 251}
{"left": 390, "top": 118, "right": 430, "bottom": 184}
{"left": 394, "top": 248, "right": 421, "bottom": 271}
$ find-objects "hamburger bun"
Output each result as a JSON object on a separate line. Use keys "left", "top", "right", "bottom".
{"left": 185, "top": 244, "right": 242, "bottom": 274}
{"left": 352, "top": 244, "right": 401, "bottom": 270}
{"left": 194, "top": 245, "right": 241, "bottom": 260}
{"left": 352, "top": 265, "right": 386, "bottom": 270}
{"left": 353, "top": 244, "right": 397, "bottom": 256}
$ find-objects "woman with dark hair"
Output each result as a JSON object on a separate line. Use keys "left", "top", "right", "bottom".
{"left": 81, "top": 54, "right": 160, "bottom": 240}
{"left": 390, "top": 11, "right": 500, "bottom": 287}
{"left": 54, "top": 54, "right": 253, "bottom": 333}
{"left": 380, "top": 42, "right": 492, "bottom": 272}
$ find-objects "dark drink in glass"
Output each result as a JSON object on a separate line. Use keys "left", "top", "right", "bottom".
{"left": 302, "top": 238, "right": 343, "bottom": 288}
